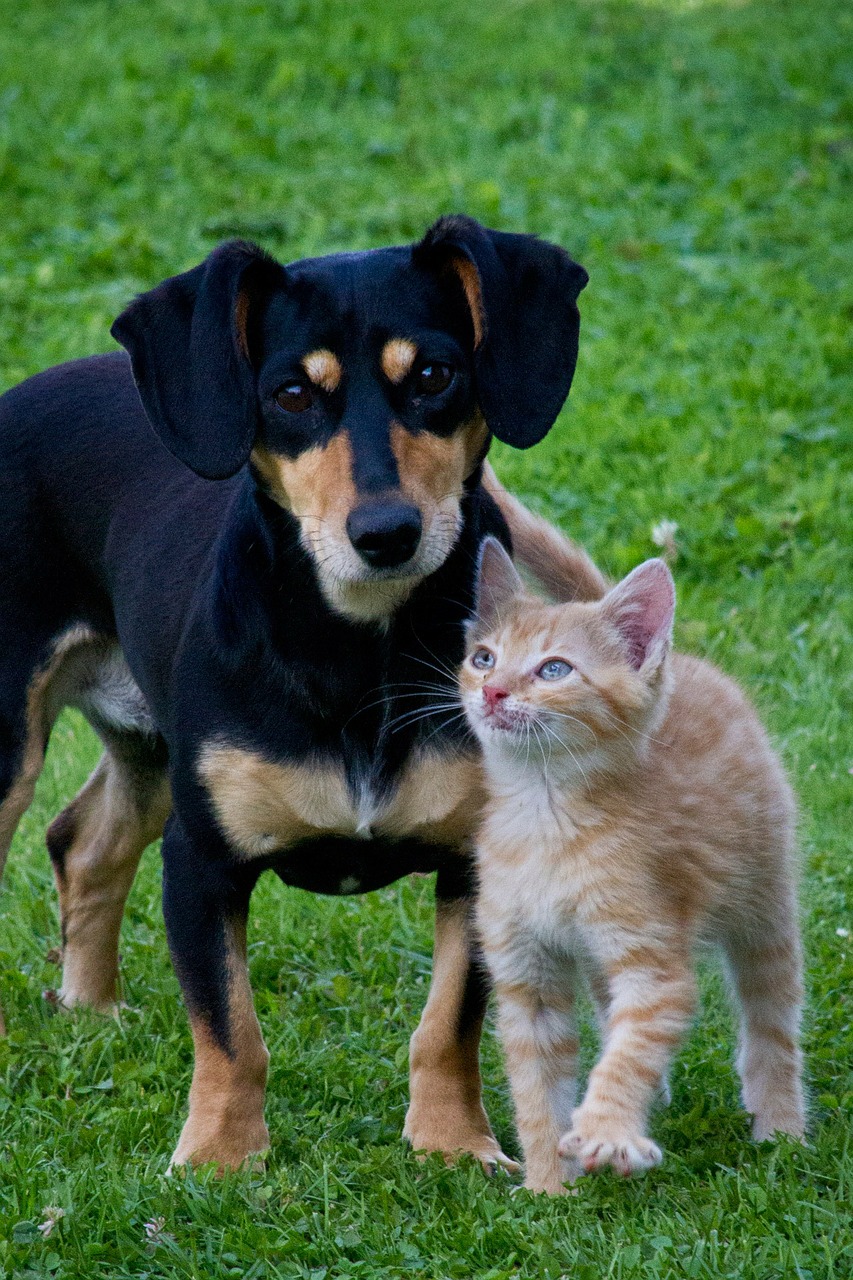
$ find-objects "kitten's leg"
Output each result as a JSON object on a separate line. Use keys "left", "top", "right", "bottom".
{"left": 495, "top": 974, "right": 580, "bottom": 1194}
{"left": 560, "top": 954, "right": 696, "bottom": 1176}
{"left": 724, "top": 923, "right": 805, "bottom": 1141}
{"left": 586, "top": 964, "right": 611, "bottom": 1035}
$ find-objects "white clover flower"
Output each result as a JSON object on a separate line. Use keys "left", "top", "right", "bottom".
{"left": 651, "top": 519, "right": 679, "bottom": 562}
{"left": 651, "top": 519, "right": 679, "bottom": 548}
{"left": 38, "top": 1207, "right": 65, "bottom": 1239}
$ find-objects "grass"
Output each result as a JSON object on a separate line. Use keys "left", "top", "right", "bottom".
{"left": 0, "top": 0, "right": 851, "bottom": 1275}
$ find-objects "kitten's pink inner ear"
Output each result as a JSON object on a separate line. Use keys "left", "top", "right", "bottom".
{"left": 475, "top": 536, "right": 523, "bottom": 630}
{"left": 602, "top": 559, "right": 675, "bottom": 670}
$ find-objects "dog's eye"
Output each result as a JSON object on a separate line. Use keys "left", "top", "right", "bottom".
{"left": 537, "top": 659, "right": 573, "bottom": 681}
{"left": 417, "top": 363, "right": 454, "bottom": 396}
{"left": 275, "top": 382, "right": 314, "bottom": 413}
{"left": 471, "top": 648, "right": 495, "bottom": 671}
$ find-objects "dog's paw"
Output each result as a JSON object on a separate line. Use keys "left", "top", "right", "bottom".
{"left": 557, "top": 1111, "right": 662, "bottom": 1177}
{"left": 46, "top": 986, "right": 124, "bottom": 1018}
{"left": 403, "top": 1108, "right": 520, "bottom": 1175}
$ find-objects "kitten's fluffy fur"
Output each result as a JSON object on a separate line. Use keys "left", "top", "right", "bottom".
{"left": 460, "top": 535, "right": 805, "bottom": 1194}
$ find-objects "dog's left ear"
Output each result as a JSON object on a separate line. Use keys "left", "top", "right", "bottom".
{"left": 414, "top": 216, "right": 589, "bottom": 448}
{"left": 111, "top": 240, "right": 282, "bottom": 480}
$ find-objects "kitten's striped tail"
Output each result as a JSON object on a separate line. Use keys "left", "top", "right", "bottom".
{"left": 482, "top": 462, "right": 608, "bottom": 603}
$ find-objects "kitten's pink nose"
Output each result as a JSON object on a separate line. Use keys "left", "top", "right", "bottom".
{"left": 482, "top": 685, "right": 509, "bottom": 712}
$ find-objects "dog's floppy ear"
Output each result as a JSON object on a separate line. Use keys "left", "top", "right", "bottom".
{"left": 414, "top": 215, "right": 588, "bottom": 449}
{"left": 111, "top": 240, "right": 282, "bottom": 480}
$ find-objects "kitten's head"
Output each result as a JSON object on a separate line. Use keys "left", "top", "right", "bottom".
{"left": 460, "top": 538, "right": 675, "bottom": 775}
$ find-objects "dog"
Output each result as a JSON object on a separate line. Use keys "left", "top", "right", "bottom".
{"left": 0, "top": 215, "right": 588, "bottom": 1170}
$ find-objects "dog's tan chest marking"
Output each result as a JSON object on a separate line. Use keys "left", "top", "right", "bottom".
{"left": 378, "top": 749, "right": 486, "bottom": 848}
{"left": 198, "top": 742, "right": 484, "bottom": 859}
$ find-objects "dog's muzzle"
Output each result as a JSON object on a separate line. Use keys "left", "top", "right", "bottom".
{"left": 346, "top": 499, "right": 423, "bottom": 569}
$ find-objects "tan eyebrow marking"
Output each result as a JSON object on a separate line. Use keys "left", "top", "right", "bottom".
{"left": 381, "top": 338, "right": 418, "bottom": 385}
{"left": 302, "top": 349, "right": 342, "bottom": 394}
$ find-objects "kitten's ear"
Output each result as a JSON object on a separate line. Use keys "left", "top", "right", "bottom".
{"left": 601, "top": 559, "right": 675, "bottom": 673}
{"left": 473, "top": 537, "right": 523, "bottom": 631}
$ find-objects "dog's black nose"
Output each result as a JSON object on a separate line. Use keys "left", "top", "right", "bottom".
{"left": 346, "top": 501, "right": 423, "bottom": 568}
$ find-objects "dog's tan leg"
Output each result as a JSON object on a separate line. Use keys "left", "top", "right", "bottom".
{"left": 0, "top": 644, "right": 66, "bottom": 887}
{"left": 403, "top": 871, "right": 519, "bottom": 1172}
{"left": 47, "top": 742, "right": 170, "bottom": 1012}
{"left": 0, "top": 640, "right": 76, "bottom": 1033}
{"left": 0, "top": 728, "right": 46, "bottom": 1036}
{"left": 0, "top": 732, "right": 44, "bottom": 890}
{"left": 170, "top": 914, "right": 270, "bottom": 1171}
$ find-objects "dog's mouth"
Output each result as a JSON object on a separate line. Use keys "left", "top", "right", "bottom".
{"left": 347, "top": 559, "right": 425, "bottom": 584}
{"left": 301, "top": 503, "right": 462, "bottom": 622}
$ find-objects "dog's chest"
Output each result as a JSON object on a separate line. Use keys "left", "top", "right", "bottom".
{"left": 198, "top": 740, "right": 484, "bottom": 858}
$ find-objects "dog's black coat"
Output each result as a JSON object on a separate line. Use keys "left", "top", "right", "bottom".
{"left": 0, "top": 216, "right": 586, "bottom": 1083}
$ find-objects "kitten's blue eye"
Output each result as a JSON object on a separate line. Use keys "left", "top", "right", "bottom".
{"left": 538, "top": 658, "right": 573, "bottom": 681}
{"left": 471, "top": 648, "right": 495, "bottom": 671}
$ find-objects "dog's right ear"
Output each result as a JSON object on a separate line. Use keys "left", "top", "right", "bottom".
{"left": 111, "top": 241, "right": 282, "bottom": 480}
{"left": 414, "top": 216, "right": 588, "bottom": 449}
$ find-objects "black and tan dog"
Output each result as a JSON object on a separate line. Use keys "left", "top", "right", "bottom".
{"left": 0, "top": 216, "right": 587, "bottom": 1171}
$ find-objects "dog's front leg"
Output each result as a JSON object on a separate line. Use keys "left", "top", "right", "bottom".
{"left": 404, "top": 863, "right": 519, "bottom": 1173}
{"left": 162, "top": 816, "right": 270, "bottom": 1172}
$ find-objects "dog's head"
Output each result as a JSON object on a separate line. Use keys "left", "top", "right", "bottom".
{"left": 112, "top": 217, "right": 587, "bottom": 622}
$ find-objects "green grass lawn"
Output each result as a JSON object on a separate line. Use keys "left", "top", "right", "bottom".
{"left": 1, "top": 0, "right": 851, "bottom": 1275}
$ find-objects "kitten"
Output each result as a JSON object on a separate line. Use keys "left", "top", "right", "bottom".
{"left": 459, "top": 535, "right": 805, "bottom": 1194}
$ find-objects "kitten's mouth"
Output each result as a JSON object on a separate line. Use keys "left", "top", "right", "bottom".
{"left": 482, "top": 705, "right": 531, "bottom": 734}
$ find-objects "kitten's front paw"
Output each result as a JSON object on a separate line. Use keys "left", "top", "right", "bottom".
{"left": 558, "top": 1111, "right": 662, "bottom": 1177}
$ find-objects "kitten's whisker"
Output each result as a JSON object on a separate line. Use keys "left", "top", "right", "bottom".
{"left": 531, "top": 721, "right": 550, "bottom": 780}
{"left": 544, "top": 709, "right": 600, "bottom": 746}
{"left": 358, "top": 689, "right": 457, "bottom": 715}
{"left": 385, "top": 701, "right": 463, "bottom": 733}
{"left": 539, "top": 721, "right": 592, "bottom": 791}
{"left": 344, "top": 680, "right": 461, "bottom": 728}
{"left": 598, "top": 706, "right": 670, "bottom": 749}
{"left": 420, "top": 709, "right": 470, "bottom": 747}
{"left": 407, "top": 652, "right": 463, "bottom": 685}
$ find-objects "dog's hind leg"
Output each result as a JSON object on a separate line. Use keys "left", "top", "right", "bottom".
{"left": 46, "top": 731, "right": 171, "bottom": 1013}
{"left": 0, "top": 630, "right": 73, "bottom": 887}
{"left": 0, "top": 628, "right": 78, "bottom": 1033}
{"left": 0, "top": 702, "right": 46, "bottom": 891}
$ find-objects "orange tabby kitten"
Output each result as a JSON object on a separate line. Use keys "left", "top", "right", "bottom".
{"left": 460, "top": 536, "right": 805, "bottom": 1194}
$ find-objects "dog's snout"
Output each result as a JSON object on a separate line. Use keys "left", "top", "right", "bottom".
{"left": 346, "top": 501, "right": 422, "bottom": 569}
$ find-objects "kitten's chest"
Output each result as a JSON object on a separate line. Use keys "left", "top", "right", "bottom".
{"left": 476, "top": 784, "right": 597, "bottom": 967}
